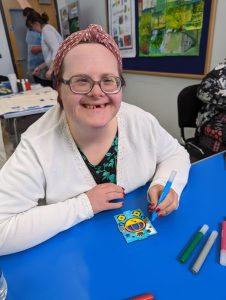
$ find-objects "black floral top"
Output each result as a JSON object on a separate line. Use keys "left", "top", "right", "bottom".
{"left": 196, "top": 61, "right": 226, "bottom": 130}
{"left": 78, "top": 134, "right": 118, "bottom": 184}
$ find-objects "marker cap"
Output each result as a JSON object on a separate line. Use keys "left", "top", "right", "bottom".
{"left": 220, "top": 221, "right": 226, "bottom": 266}
{"left": 220, "top": 250, "right": 226, "bottom": 266}
{"left": 200, "top": 224, "right": 209, "bottom": 234}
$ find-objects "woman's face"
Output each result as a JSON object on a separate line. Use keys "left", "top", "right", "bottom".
{"left": 59, "top": 43, "right": 123, "bottom": 131}
{"left": 30, "top": 22, "right": 42, "bottom": 33}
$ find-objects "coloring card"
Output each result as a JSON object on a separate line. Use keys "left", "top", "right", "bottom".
{"left": 114, "top": 209, "right": 157, "bottom": 243}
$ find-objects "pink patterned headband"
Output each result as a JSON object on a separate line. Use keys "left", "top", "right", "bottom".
{"left": 53, "top": 24, "right": 122, "bottom": 78}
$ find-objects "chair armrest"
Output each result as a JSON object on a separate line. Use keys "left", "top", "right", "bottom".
{"left": 186, "top": 141, "right": 205, "bottom": 155}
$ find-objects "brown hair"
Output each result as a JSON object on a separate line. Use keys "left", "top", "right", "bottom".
{"left": 22, "top": 7, "right": 35, "bottom": 17}
{"left": 26, "top": 11, "right": 49, "bottom": 28}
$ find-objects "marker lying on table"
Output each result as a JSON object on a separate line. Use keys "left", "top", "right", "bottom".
{"left": 179, "top": 224, "right": 209, "bottom": 263}
{"left": 130, "top": 293, "right": 154, "bottom": 300}
{"left": 220, "top": 221, "right": 226, "bottom": 266}
{"left": 151, "top": 170, "right": 177, "bottom": 222}
{"left": 192, "top": 230, "right": 218, "bottom": 274}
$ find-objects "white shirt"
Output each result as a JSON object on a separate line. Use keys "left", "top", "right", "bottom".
{"left": 41, "top": 24, "right": 63, "bottom": 67}
{"left": 0, "top": 102, "right": 190, "bottom": 255}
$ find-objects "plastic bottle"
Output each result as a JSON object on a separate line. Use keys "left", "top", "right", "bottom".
{"left": 21, "top": 79, "right": 26, "bottom": 92}
{"left": 25, "top": 79, "right": 31, "bottom": 90}
{"left": 17, "top": 79, "right": 22, "bottom": 92}
{"left": 0, "top": 270, "right": 7, "bottom": 300}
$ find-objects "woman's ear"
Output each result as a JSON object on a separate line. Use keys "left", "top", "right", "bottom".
{"left": 57, "top": 84, "right": 64, "bottom": 108}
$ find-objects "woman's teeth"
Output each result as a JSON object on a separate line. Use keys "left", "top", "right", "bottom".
{"left": 84, "top": 104, "right": 106, "bottom": 109}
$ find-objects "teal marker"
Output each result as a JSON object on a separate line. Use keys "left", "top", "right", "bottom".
{"left": 179, "top": 224, "right": 209, "bottom": 263}
{"left": 151, "top": 170, "right": 177, "bottom": 222}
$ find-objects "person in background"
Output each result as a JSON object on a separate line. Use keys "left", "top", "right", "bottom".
{"left": 22, "top": 7, "right": 51, "bottom": 87}
{"left": 26, "top": 11, "right": 63, "bottom": 84}
{"left": 0, "top": 24, "right": 190, "bottom": 255}
{"left": 196, "top": 60, "right": 226, "bottom": 154}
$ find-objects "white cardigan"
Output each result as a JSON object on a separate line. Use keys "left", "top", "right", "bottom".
{"left": 0, "top": 121, "right": 7, "bottom": 169}
{"left": 0, "top": 102, "right": 190, "bottom": 255}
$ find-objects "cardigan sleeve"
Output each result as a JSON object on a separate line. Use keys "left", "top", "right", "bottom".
{"left": 0, "top": 139, "right": 93, "bottom": 255}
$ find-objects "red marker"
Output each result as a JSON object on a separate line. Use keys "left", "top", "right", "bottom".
{"left": 130, "top": 293, "right": 154, "bottom": 300}
{"left": 220, "top": 221, "right": 226, "bottom": 266}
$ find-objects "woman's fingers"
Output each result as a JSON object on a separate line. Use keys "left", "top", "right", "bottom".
{"left": 148, "top": 186, "right": 178, "bottom": 217}
{"left": 86, "top": 183, "right": 125, "bottom": 214}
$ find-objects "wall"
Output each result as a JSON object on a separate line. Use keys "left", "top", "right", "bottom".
{"left": 0, "top": 11, "right": 14, "bottom": 75}
{"left": 57, "top": 0, "right": 107, "bottom": 32}
{"left": 56, "top": 0, "right": 226, "bottom": 141}
{"left": 2, "top": 0, "right": 226, "bottom": 141}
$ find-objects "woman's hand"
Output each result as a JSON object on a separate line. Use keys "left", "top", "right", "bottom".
{"left": 86, "top": 183, "right": 124, "bottom": 214}
{"left": 46, "top": 62, "right": 54, "bottom": 80}
{"left": 31, "top": 45, "right": 42, "bottom": 55}
{"left": 148, "top": 184, "right": 178, "bottom": 218}
{"left": 32, "top": 66, "right": 40, "bottom": 76}
{"left": 45, "top": 69, "right": 52, "bottom": 80}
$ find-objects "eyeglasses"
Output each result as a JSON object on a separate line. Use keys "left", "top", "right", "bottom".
{"left": 60, "top": 75, "right": 123, "bottom": 94}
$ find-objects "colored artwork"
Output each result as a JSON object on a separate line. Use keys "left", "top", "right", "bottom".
{"left": 60, "top": 7, "right": 70, "bottom": 39}
{"left": 114, "top": 209, "right": 157, "bottom": 243}
{"left": 108, "top": 0, "right": 136, "bottom": 57}
{"left": 60, "top": 1, "right": 79, "bottom": 39}
{"left": 68, "top": 2, "right": 80, "bottom": 33}
{"left": 138, "top": 0, "right": 204, "bottom": 57}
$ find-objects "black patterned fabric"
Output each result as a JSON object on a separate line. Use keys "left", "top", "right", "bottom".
{"left": 78, "top": 134, "right": 118, "bottom": 184}
{"left": 196, "top": 61, "right": 226, "bottom": 153}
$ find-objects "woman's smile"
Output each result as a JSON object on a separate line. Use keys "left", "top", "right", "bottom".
{"left": 82, "top": 103, "right": 108, "bottom": 110}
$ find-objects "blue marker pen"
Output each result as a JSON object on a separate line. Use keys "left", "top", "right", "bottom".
{"left": 151, "top": 170, "right": 177, "bottom": 222}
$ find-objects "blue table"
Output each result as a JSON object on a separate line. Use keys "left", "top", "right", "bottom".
{"left": 1, "top": 153, "right": 226, "bottom": 300}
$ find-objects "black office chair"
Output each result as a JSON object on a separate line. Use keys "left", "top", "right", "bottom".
{"left": 177, "top": 84, "right": 208, "bottom": 161}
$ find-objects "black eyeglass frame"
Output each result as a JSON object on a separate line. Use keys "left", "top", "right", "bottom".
{"left": 60, "top": 75, "right": 124, "bottom": 95}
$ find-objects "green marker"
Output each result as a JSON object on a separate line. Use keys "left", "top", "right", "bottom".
{"left": 179, "top": 224, "right": 209, "bottom": 263}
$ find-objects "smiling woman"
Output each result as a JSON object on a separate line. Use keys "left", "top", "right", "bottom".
{"left": 0, "top": 24, "right": 190, "bottom": 255}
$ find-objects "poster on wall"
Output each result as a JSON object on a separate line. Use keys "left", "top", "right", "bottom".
{"left": 138, "top": 0, "right": 204, "bottom": 57}
{"left": 108, "top": 0, "right": 136, "bottom": 58}
{"left": 60, "top": 1, "right": 80, "bottom": 39}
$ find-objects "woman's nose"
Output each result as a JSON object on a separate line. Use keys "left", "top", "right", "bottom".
{"left": 88, "top": 82, "right": 105, "bottom": 97}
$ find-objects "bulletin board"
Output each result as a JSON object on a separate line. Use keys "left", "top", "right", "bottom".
{"left": 107, "top": 0, "right": 217, "bottom": 79}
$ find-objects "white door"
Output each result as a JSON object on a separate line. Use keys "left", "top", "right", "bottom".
{"left": 9, "top": 8, "right": 27, "bottom": 78}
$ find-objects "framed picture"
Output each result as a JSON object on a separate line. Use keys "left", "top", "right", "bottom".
{"left": 108, "top": 0, "right": 136, "bottom": 58}
{"left": 107, "top": 0, "right": 217, "bottom": 79}
{"left": 59, "top": 1, "right": 79, "bottom": 39}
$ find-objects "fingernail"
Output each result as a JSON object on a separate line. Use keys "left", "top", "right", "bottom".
{"left": 156, "top": 208, "right": 160, "bottom": 212}
{"left": 158, "top": 214, "right": 163, "bottom": 218}
{"left": 121, "top": 187, "right": 125, "bottom": 191}
{"left": 150, "top": 203, "right": 156, "bottom": 208}
{"left": 121, "top": 202, "right": 124, "bottom": 206}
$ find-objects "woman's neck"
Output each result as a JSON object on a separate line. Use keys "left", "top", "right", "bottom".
{"left": 68, "top": 118, "right": 118, "bottom": 165}
{"left": 69, "top": 117, "right": 118, "bottom": 149}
